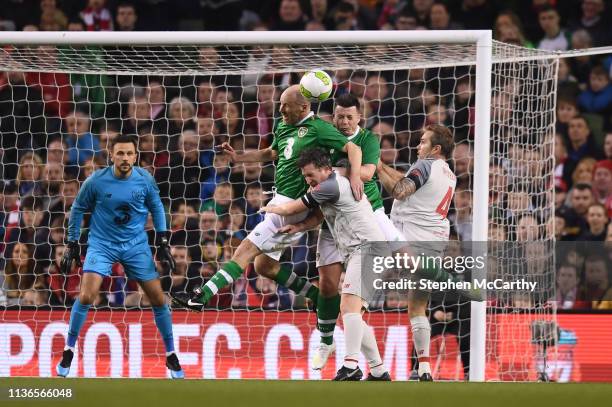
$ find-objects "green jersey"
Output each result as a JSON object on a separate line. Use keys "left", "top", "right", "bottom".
{"left": 271, "top": 113, "right": 348, "bottom": 199}
{"left": 330, "top": 127, "right": 383, "bottom": 211}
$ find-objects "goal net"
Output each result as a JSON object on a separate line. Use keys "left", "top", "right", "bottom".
{"left": 0, "top": 32, "right": 557, "bottom": 381}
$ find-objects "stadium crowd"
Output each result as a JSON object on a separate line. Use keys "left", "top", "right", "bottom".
{"left": 1, "top": 0, "right": 612, "bottom": 312}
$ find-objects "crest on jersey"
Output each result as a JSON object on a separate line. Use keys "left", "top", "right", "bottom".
{"left": 132, "top": 187, "right": 147, "bottom": 202}
{"left": 298, "top": 127, "right": 308, "bottom": 138}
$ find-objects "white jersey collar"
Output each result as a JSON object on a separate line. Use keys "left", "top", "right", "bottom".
{"left": 296, "top": 111, "right": 315, "bottom": 126}
{"left": 347, "top": 126, "right": 361, "bottom": 141}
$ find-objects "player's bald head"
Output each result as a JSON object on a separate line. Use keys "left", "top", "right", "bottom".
{"left": 281, "top": 85, "right": 309, "bottom": 105}
{"left": 279, "top": 85, "right": 310, "bottom": 125}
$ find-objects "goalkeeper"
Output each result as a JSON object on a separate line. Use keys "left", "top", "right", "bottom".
{"left": 56, "top": 134, "right": 184, "bottom": 379}
{"left": 171, "top": 85, "right": 363, "bottom": 312}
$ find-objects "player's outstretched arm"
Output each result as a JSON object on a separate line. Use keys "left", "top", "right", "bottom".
{"left": 278, "top": 208, "right": 324, "bottom": 234}
{"left": 219, "top": 142, "right": 278, "bottom": 163}
{"left": 341, "top": 141, "right": 364, "bottom": 201}
{"left": 377, "top": 160, "right": 409, "bottom": 197}
{"left": 260, "top": 199, "right": 308, "bottom": 217}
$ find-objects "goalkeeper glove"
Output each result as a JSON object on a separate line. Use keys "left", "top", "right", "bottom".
{"left": 60, "top": 241, "right": 82, "bottom": 274}
{"left": 156, "top": 231, "right": 176, "bottom": 273}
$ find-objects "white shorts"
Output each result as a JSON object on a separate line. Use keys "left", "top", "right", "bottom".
{"left": 341, "top": 249, "right": 365, "bottom": 302}
{"left": 246, "top": 194, "right": 309, "bottom": 261}
{"left": 316, "top": 208, "right": 404, "bottom": 268}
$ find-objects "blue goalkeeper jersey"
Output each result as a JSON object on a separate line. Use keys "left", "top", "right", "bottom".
{"left": 68, "top": 166, "right": 167, "bottom": 243}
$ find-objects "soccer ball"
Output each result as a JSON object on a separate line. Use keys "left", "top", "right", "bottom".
{"left": 299, "top": 70, "right": 333, "bottom": 102}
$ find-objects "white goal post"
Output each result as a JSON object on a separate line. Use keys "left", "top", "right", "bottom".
{"left": 0, "top": 30, "right": 557, "bottom": 382}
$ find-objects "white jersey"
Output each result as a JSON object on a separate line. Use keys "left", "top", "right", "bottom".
{"left": 390, "top": 158, "right": 456, "bottom": 241}
{"left": 302, "top": 171, "right": 385, "bottom": 259}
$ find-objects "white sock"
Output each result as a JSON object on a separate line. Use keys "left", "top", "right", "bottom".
{"left": 360, "top": 320, "right": 386, "bottom": 377}
{"left": 166, "top": 351, "right": 175, "bottom": 357}
{"left": 64, "top": 346, "right": 75, "bottom": 352}
{"left": 342, "top": 313, "right": 363, "bottom": 370}
{"left": 410, "top": 316, "right": 431, "bottom": 375}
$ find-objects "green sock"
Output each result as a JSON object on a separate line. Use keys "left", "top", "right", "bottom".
{"left": 275, "top": 264, "right": 319, "bottom": 305}
{"left": 317, "top": 294, "right": 340, "bottom": 345}
{"left": 200, "top": 260, "right": 244, "bottom": 303}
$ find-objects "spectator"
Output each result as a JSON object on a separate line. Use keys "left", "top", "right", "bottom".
{"left": 570, "top": 30, "right": 595, "bottom": 85}
{"left": 0, "top": 70, "right": 48, "bottom": 180}
{"left": 167, "top": 97, "right": 197, "bottom": 152}
{"left": 569, "top": 0, "right": 610, "bottom": 47}
{"left": 42, "top": 161, "right": 63, "bottom": 198}
{"left": 592, "top": 160, "right": 612, "bottom": 203}
{"left": 494, "top": 10, "right": 534, "bottom": 47}
{"left": 228, "top": 205, "right": 247, "bottom": 241}
{"left": 115, "top": 2, "right": 139, "bottom": 31}
{"left": 161, "top": 246, "right": 192, "bottom": 295}
{"left": 16, "top": 152, "right": 44, "bottom": 198}
{"left": 554, "top": 263, "right": 588, "bottom": 309}
{"left": 564, "top": 116, "right": 602, "bottom": 186}
{"left": 80, "top": 0, "right": 113, "bottom": 31}
{"left": 146, "top": 79, "right": 166, "bottom": 122}
{"left": 196, "top": 79, "right": 215, "bottom": 119}
{"left": 309, "top": 0, "right": 328, "bottom": 23}
{"left": 26, "top": 47, "right": 71, "bottom": 118}
{"left": 198, "top": 210, "right": 218, "bottom": 242}
{"left": 97, "top": 127, "right": 118, "bottom": 162}
{"left": 557, "top": 58, "right": 580, "bottom": 100}
{"left": 48, "top": 179, "right": 79, "bottom": 217}
{"left": 563, "top": 183, "right": 594, "bottom": 239}
{"left": 577, "top": 65, "right": 612, "bottom": 123}
{"left": 364, "top": 74, "right": 394, "bottom": 122}
{"left": 554, "top": 134, "right": 568, "bottom": 188}
{"left": 392, "top": 7, "right": 418, "bottom": 30}
{"left": 219, "top": 102, "right": 243, "bottom": 137}
{"left": 244, "top": 183, "right": 266, "bottom": 232}
{"left": 123, "top": 95, "right": 151, "bottom": 136}
{"left": 429, "top": 2, "right": 462, "bottom": 30}
{"left": 3, "top": 242, "right": 45, "bottom": 306}
{"left": 201, "top": 182, "right": 233, "bottom": 216}
{"left": 411, "top": 0, "right": 434, "bottom": 27}
{"left": 38, "top": 0, "right": 68, "bottom": 31}
{"left": 425, "top": 104, "right": 449, "bottom": 126}
{"left": 578, "top": 254, "right": 610, "bottom": 308}
{"left": 272, "top": 0, "right": 306, "bottom": 31}
{"left": 329, "top": 1, "right": 360, "bottom": 30}
{"left": 63, "top": 110, "right": 101, "bottom": 166}
{"left": 169, "top": 201, "right": 198, "bottom": 235}
{"left": 571, "top": 157, "right": 597, "bottom": 186}
{"left": 245, "top": 78, "right": 277, "bottom": 147}
{"left": 578, "top": 203, "right": 608, "bottom": 240}
{"left": 201, "top": 153, "right": 231, "bottom": 202}
{"left": 449, "top": 187, "right": 472, "bottom": 241}
{"left": 556, "top": 98, "right": 579, "bottom": 137}
{"left": 516, "top": 214, "right": 539, "bottom": 242}
{"left": 452, "top": 141, "right": 473, "bottom": 181}
{"left": 537, "top": 6, "right": 571, "bottom": 51}
{"left": 604, "top": 132, "right": 612, "bottom": 160}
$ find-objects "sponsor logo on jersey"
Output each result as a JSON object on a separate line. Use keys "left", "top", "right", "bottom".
{"left": 105, "top": 193, "right": 112, "bottom": 199}
{"left": 298, "top": 127, "right": 308, "bottom": 138}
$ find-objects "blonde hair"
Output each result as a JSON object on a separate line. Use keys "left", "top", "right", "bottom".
{"left": 16, "top": 152, "right": 44, "bottom": 185}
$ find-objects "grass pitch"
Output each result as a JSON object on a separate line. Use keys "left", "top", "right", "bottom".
{"left": 2, "top": 378, "right": 611, "bottom": 407}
